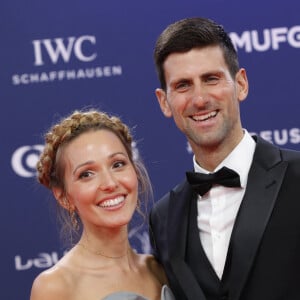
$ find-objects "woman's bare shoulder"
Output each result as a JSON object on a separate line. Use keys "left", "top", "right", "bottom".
{"left": 140, "top": 253, "right": 168, "bottom": 285}
{"left": 30, "top": 263, "right": 71, "bottom": 300}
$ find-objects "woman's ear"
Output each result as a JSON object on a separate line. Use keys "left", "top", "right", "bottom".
{"left": 52, "top": 187, "right": 69, "bottom": 210}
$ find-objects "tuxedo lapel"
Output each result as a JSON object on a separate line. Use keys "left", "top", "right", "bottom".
{"left": 167, "top": 181, "right": 207, "bottom": 300}
{"left": 228, "top": 137, "right": 288, "bottom": 300}
{"left": 170, "top": 257, "right": 207, "bottom": 300}
{"left": 167, "top": 181, "right": 191, "bottom": 258}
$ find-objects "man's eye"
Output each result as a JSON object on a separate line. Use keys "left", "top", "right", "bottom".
{"left": 175, "top": 81, "right": 190, "bottom": 90}
{"left": 205, "top": 76, "right": 219, "bottom": 84}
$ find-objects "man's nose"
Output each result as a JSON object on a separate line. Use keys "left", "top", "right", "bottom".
{"left": 191, "top": 83, "right": 207, "bottom": 105}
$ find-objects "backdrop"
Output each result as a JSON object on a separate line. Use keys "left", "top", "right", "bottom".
{"left": 1, "top": 0, "right": 299, "bottom": 298}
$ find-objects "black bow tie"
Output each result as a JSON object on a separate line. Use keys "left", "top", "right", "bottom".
{"left": 186, "top": 166, "right": 241, "bottom": 196}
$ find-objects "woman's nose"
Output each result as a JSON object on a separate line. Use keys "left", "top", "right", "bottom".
{"left": 98, "top": 171, "right": 118, "bottom": 191}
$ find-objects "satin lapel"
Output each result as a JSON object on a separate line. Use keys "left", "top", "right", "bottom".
{"left": 170, "top": 257, "right": 207, "bottom": 300}
{"left": 167, "top": 181, "right": 207, "bottom": 300}
{"left": 229, "top": 137, "right": 288, "bottom": 300}
{"left": 167, "top": 181, "right": 191, "bottom": 258}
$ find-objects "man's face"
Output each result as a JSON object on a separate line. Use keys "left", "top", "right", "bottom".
{"left": 156, "top": 45, "right": 248, "bottom": 154}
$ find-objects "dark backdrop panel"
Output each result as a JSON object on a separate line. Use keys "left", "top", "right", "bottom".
{"left": 1, "top": 0, "right": 299, "bottom": 298}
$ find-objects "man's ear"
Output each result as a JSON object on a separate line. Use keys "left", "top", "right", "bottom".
{"left": 236, "top": 68, "right": 249, "bottom": 102}
{"left": 155, "top": 88, "right": 173, "bottom": 118}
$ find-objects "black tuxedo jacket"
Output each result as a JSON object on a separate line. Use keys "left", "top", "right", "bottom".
{"left": 149, "top": 136, "right": 300, "bottom": 300}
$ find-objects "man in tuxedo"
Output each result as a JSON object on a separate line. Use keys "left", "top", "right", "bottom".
{"left": 149, "top": 17, "right": 300, "bottom": 300}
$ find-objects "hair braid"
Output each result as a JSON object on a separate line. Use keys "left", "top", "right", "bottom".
{"left": 37, "top": 109, "right": 133, "bottom": 190}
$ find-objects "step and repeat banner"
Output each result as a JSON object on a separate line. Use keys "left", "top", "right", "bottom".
{"left": 1, "top": 0, "right": 299, "bottom": 298}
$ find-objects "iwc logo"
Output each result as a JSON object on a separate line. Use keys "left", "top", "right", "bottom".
{"left": 12, "top": 35, "right": 123, "bottom": 85}
{"left": 32, "top": 36, "right": 97, "bottom": 66}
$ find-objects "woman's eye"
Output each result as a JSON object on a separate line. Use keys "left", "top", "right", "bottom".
{"left": 113, "top": 160, "right": 126, "bottom": 169}
{"left": 78, "top": 171, "right": 93, "bottom": 179}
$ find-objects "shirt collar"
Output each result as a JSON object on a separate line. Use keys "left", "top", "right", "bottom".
{"left": 193, "top": 129, "right": 256, "bottom": 188}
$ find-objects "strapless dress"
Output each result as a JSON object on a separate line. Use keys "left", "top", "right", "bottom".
{"left": 102, "top": 285, "right": 175, "bottom": 300}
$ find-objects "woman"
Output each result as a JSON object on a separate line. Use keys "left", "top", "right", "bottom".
{"left": 30, "top": 109, "right": 174, "bottom": 300}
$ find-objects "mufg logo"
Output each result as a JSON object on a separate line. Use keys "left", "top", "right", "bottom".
{"left": 11, "top": 145, "right": 44, "bottom": 177}
{"left": 32, "top": 35, "right": 97, "bottom": 66}
{"left": 229, "top": 25, "right": 300, "bottom": 53}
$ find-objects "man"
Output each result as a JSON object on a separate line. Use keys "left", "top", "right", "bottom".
{"left": 149, "top": 17, "right": 300, "bottom": 300}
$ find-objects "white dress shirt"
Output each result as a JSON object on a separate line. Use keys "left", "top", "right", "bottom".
{"left": 193, "top": 130, "right": 256, "bottom": 279}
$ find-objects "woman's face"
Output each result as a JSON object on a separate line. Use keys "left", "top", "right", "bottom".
{"left": 56, "top": 129, "right": 138, "bottom": 231}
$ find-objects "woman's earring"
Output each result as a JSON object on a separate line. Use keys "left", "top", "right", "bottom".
{"left": 69, "top": 208, "right": 79, "bottom": 231}
{"left": 64, "top": 197, "right": 79, "bottom": 231}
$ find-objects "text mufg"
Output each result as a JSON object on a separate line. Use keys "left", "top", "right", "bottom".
{"left": 230, "top": 25, "right": 300, "bottom": 53}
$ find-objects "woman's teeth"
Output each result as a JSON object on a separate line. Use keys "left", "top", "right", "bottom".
{"left": 98, "top": 196, "right": 125, "bottom": 208}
